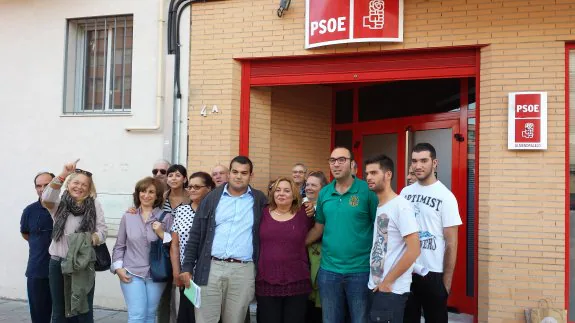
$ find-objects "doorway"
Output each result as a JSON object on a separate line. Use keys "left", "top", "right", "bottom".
{"left": 333, "top": 78, "right": 476, "bottom": 315}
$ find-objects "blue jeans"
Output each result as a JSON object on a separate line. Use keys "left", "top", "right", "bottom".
{"left": 49, "top": 258, "right": 94, "bottom": 323}
{"left": 368, "top": 292, "right": 408, "bottom": 323}
{"left": 317, "top": 268, "right": 369, "bottom": 323}
{"left": 120, "top": 274, "right": 167, "bottom": 323}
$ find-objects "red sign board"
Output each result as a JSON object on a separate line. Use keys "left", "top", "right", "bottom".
{"left": 508, "top": 92, "right": 547, "bottom": 150}
{"left": 305, "top": 0, "right": 403, "bottom": 49}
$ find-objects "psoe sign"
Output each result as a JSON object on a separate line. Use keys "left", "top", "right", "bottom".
{"left": 507, "top": 92, "right": 547, "bottom": 150}
{"left": 305, "top": 0, "right": 403, "bottom": 49}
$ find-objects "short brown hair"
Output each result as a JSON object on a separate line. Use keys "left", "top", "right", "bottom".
{"left": 268, "top": 176, "right": 302, "bottom": 214}
{"left": 133, "top": 177, "right": 165, "bottom": 209}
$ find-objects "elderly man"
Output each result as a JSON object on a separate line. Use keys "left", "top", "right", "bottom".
{"left": 211, "top": 164, "right": 229, "bottom": 187}
{"left": 292, "top": 162, "right": 307, "bottom": 198}
{"left": 152, "top": 159, "right": 171, "bottom": 189}
{"left": 21, "top": 172, "right": 55, "bottom": 323}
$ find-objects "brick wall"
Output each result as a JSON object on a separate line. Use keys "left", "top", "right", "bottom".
{"left": 187, "top": 0, "right": 575, "bottom": 321}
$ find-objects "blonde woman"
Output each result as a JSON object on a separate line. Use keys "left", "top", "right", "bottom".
{"left": 42, "top": 160, "right": 108, "bottom": 323}
{"left": 256, "top": 177, "right": 313, "bottom": 323}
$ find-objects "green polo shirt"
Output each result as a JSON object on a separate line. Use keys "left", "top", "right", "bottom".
{"left": 315, "top": 177, "right": 378, "bottom": 274}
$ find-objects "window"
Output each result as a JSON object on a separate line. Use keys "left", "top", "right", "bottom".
{"left": 358, "top": 78, "right": 461, "bottom": 121}
{"left": 64, "top": 15, "right": 133, "bottom": 114}
{"left": 568, "top": 45, "right": 575, "bottom": 321}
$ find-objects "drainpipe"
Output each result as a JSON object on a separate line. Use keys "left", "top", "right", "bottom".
{"left": 125, "top": 0, "right": 166, "bottom": 132}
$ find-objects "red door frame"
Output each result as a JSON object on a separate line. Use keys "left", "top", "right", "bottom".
{"left": 565, "top": 43, "right": 574, "bottom": 322}
{"left": 236, "top": 46, "right": 480, "bottom": 318}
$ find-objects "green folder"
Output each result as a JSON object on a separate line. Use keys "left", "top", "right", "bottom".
{"left": 183, "top": 279, "right": 202, "bottom": 308}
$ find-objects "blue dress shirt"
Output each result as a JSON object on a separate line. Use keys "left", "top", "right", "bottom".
{"left": 211, "top": 185, "right": 255, "bottom": 261}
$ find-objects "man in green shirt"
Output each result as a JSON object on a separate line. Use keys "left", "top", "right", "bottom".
{"left": 306, "top": 147, "right": 378, "bottom": 323}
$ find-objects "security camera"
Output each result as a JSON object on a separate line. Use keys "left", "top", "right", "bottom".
{"left": 277, "top": 0, "right": 291, "bottom": 17}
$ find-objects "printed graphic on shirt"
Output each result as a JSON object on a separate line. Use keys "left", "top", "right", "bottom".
{"left": 349, "top": 195, "right": 359, "bottom": 207}
{"left": 370, "top": 213, "right": 389, "bottom": 285}
{"left": 403, "top": 194, "right": 443, "bottom": 212}
{"left": 419, "top": 231, "right": 436, "bottom": 250}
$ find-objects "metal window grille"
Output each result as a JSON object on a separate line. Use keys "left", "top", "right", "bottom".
{"left": 64, "top": 15, "right": 133, "bottom": 114}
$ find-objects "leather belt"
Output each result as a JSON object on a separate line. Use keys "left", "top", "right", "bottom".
{"left": 51, "top": 255, "right": 64, "bottom": 261}
{"left": 211, "top": 256, "right": 250, "bottom": 264}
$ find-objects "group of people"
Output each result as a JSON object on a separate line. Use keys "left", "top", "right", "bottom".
{"left": 20, "top": 142, "right": 461, "bottom": 323}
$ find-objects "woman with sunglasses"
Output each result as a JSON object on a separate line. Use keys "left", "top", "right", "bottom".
{"left": 256, "top": 177, "right": 314, "bottom": 323}
{"left": 170, "top": 172, "right": 215, "bottom": 322}
{"left": 303, "top": 171, "right": 329, "bottom": 323}
{"left": 112, "top": 177, "right": 173, "bottom": 323}
{"left": 42, "top": 160, "right": 108, "bottom": 323}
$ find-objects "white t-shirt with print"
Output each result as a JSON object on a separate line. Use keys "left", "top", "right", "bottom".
{"left": 368, "top": 196, "right": 419, "bottom": 294}
{"left": 400, "top": 181, "right": 462, "bottom": 273}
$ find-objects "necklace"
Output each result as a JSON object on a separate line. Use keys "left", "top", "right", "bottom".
{"left": 272, "top": 209, "right": 291, "bottom": 217}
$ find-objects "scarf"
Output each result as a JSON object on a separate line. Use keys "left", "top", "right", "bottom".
{"left": 52, "top": 191, "right": 97, "bottom": 242}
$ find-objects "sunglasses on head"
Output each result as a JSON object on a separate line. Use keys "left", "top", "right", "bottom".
{"left": 75, "top": 169, "right": 92, "bottom": 177}
{"left": 152, "top": 169, "right": 167, "bottom": 175}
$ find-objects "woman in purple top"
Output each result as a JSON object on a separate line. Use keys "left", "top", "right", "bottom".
{"left": 256, "top": 176, "right": 314, "bottom": 323}
{"left": 111, "top": 177, "right": 173, "bottom": 323}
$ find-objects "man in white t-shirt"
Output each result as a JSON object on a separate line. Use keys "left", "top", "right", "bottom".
{"left": 364, "top": 154, "right": 420, "bottom": 323}
{"left": 401, "top": 143, "right": 462, "bottom": 323}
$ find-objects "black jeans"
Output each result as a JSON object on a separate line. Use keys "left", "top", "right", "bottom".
{"left": 177, "top": 287, "right": 195, "bottom": 323}
{"left": 368, "top": 292, "right": 408, "bottom": 323}
{"left": 49, "top": 258, "right": 94, "bottom": 323}
{"left": 27, "top": 277, "right": 52, "bottom": 323}
{"left": 256, "top": 294, "right": 308, "bottom": 323}
{"left": 403, "top": 272, "right": 449, "bottom": 323}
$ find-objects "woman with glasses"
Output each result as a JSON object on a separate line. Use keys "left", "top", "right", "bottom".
{"left": 303, "top": 171, "right": 329, "bottom": 323}
{"left": 42, "top": 160, "right": 108, "bottom": 323}
{"left": 256, "top": 177, "right": 314, "bottom": 323}
{"left": 111, "top": 177, "right": 173, "bottom": 323}
{"left": 170, "top": 172, "right": 215, "bottom": 322}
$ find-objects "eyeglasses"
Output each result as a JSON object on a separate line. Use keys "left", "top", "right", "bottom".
{"left": 186, "top": 185, "right": 207, "bottom": 191}
{"left": 152, "top": 169, "right": 167, "bottom": 176}
{"left": 328, "top": 157, "right": 351, "bottom": 165}
{"left": 292, "top": 170, "right": 306, "bottom": 174}
{"left": 75, "top": 169, "right": 92, "bottom": 177}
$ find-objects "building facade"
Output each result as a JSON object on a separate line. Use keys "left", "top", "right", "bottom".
{"left": 2, "top": 0, "right": 574, "bottom": 322}
{"left": 0, "top": 0, "right": 190, "bottom": 309}
{"left": 184, "top": 0, "right": 575, "bottom": 322}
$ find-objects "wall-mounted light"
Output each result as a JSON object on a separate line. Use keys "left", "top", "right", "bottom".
{"left": 277, "top": 0, "right": 291, "bottom": 17}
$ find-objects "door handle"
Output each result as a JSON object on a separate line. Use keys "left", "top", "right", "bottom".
{"left": 454, "top": 133, "right": 465, "bottom": 142}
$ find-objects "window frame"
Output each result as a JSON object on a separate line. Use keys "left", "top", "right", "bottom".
{"left": 63, "top": 15, "right": 133, "bottom": 115}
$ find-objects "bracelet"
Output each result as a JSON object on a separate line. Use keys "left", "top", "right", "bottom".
{"left": 57, "top": 175, "right": 66, "bottom": 183}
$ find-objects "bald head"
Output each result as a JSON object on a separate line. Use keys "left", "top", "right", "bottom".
{"left": 211, "top": 164, "right": 229, "bottom": 187}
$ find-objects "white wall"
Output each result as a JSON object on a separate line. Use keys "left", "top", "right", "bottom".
{"left": 0, "top": 0, "right": 189, "bottom": 310}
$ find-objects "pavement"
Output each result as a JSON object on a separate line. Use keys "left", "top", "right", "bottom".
{"left": 0, "top": 298, "right": 127, "bottom": 322}
{"left": 0, "top": 297, "right": 473, "bottom": 322}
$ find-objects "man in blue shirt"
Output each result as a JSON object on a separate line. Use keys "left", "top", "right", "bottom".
{"left": 20, "top": 172, "right": 54, "bottom": 323}
{"left": 180, "top": 156, "right": 268, "bottom": 323}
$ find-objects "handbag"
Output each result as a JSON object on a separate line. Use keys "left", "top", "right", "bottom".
{"left": 149, "top": 211, "right": 173, "bottom": 282}
{"left": 528, "top": 299, "right": 566, "bottom": 323}
{"left": 93, "top": 243, "right": 111, "bottom": 272}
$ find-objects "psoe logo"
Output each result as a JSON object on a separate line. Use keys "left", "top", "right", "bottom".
{"left": 522, "top": 123, "right": 535, "bottom": 139}
{"left": 363, "top": 0, "right": 385, "bottom": 30}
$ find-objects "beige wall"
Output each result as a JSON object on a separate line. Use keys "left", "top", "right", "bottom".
{"left": 248, "top": 85, "right": 332, "bottom": 192}
{"left": 187, "top": 1, "right": 575, "bottom": 321}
